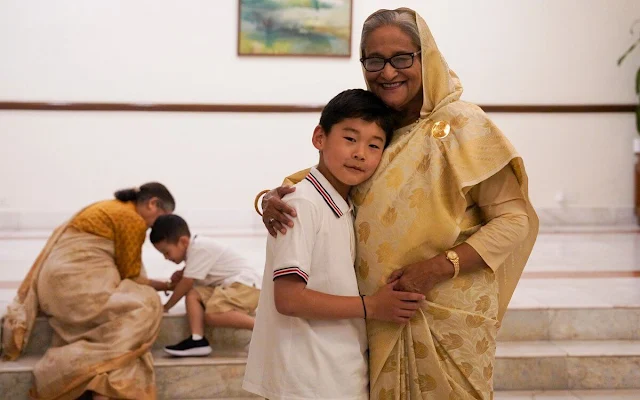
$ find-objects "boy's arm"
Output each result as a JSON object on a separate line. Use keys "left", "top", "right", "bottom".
{"left": 164, "top": 239, "right": 215, "bottom": 312}
{"left": 274, "top": 275, "right": 425, "bottom": 323}
{"left": 270, "top": 196, "right": 424, "bottom": 323}
{"left": 274, "top": 275, "right": 364, "bottom": 319}
{"left": 164, "top": 277, "right": 194, "bottom": 312}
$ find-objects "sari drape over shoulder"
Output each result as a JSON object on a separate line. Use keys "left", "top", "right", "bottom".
{"left": 2, "top": 201, "right": 162, "bottom": 400}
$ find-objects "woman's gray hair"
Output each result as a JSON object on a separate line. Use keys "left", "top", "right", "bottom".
{"left": 360, "top": 9, "right": 421, "bottom": 57}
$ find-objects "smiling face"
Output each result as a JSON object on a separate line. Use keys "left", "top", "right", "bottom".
{"left": 313, "top": 117, "right": 387, "bottom": 199}
{"left": 363, "top": 25, "right": 423, "bottom": 120}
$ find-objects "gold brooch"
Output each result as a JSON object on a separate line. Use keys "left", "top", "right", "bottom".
{"left": 431, "top": 120, "right": 451, "bottom": 139}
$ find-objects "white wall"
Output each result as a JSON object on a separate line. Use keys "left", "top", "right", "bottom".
{"left": 1, "top": 0, "right": 639, "bottom": 230}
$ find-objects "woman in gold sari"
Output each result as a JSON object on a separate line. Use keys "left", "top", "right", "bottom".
{"left": 260, "top": 8, "right": 538, "bottom": 400}
{"left": 2, "top": 182, "right": 176, "bottom": 400}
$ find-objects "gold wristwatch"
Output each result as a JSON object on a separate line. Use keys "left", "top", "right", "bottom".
{"left": 445, "top": 250, "right": 460, "bottom": 279}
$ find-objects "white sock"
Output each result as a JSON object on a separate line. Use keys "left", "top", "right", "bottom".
{"left": 192, "top": 334, "right": 203, "bottom": 341}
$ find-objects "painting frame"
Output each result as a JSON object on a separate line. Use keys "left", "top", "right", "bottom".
{"left": 237, "top": 0, "right": 353, "bottom": 58}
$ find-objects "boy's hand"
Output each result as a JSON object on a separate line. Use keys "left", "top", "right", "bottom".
{"left": 365, "top": 283, "right": 425, "bottom": 324}
{"left": 170, "top": 269, "right": 183, "bottom": 283}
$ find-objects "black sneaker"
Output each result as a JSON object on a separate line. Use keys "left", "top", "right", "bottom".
{"left": 164, "top": 336, "right": 212, "bottom": 357}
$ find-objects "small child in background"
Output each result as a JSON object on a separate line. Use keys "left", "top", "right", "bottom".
{"left": 150, "top": 214, "right": 261, "bottom": 357}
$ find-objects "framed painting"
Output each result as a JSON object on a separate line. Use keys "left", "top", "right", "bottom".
{"left": 238, "top": 0, "right": 352, "bottom": 57}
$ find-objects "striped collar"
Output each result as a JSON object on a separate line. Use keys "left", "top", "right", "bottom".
{"left": 305, "top": 167, "right": 352, "bottom": 218}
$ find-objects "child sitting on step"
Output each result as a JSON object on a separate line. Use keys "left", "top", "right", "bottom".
{"left": 150, "top": 214, "right": 261, "bottom": 357}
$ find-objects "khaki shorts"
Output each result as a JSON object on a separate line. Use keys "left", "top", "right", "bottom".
{"left": 193, "top": 282, "right": 260, "bottom": 315}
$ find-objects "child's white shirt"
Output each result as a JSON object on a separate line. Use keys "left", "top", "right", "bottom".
{"left": 243, "top": 167, "right": 368, "bottom": 400}
{"left": 183, "top": 235, "right": 261, "bottom": 288}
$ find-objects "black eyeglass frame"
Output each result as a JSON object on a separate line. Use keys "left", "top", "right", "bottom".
{"left": 360, "top": 50, "right": 422, "bottom": 72}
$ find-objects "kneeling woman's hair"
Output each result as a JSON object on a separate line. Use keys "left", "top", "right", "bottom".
{"left": 114, "top": 182, "right": 175, "bottom": 212}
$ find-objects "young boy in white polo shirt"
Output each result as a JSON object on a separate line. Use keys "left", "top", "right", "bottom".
{"left": 243, "top": 89, "right": 426, "bottom": 400}
{"left": 150, "top": 214, "right": 261, "bottom": 357}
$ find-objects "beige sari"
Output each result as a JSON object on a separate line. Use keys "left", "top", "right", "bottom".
{"left": 348, "top": 8, "right": 539, "bottom": 400}
{"left": 2, "top": 219, "right": 162, "bottom": 399}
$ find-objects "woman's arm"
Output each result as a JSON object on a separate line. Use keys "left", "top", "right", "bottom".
{"left": 464, "top": 166, "right": 530, "bottom": 270}
{"left": 390, "top": 166, "right": 530, "bottom": 293}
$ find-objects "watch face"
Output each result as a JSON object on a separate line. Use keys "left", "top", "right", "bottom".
{"left": 447, "top": 251, "right": 458, "bottom": 260}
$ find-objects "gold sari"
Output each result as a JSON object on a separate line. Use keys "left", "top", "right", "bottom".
{"left": 2, "top": 216, "right": 162, "bottom": 399}
{"left": 349, "top": 8, "right": 539, "bottom": 400}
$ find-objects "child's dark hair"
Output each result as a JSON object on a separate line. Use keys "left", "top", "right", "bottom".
{"left": 150, "top": 214, "right": 191, "bottom": 244}
{"left": 319, "top": 89, "right": 396, "bottom": 147}
{"left": 114, "top": 182, "right": 175, "bottom": 212}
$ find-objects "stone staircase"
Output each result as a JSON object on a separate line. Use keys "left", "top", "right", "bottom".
{"left": 2, "top": 306, "right": 640, "bottom": 399}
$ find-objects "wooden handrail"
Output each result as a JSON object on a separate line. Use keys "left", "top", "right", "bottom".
{"left": 0, "top": 101, "right": 635, "bottom": 113}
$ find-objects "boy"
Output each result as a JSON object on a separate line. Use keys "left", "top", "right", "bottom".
{"left": 242, "top": 89, "right": 425, "bottom": 400}
{"left": 150, "top": 214, "right": 261, "bottom": 357}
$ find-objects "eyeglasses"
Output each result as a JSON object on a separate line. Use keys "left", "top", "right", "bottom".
{"left": 360, "top": 50, "right": 422, "bottom": 72}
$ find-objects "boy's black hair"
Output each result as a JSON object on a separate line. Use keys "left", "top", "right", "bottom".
{"left": 150, "top": 214, "right": 191, "bottom": 244}
{"left": 319, "top": 89, "right": 396, "bottom": 147}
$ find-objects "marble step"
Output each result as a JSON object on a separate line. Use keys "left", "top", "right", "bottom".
{"left": 0, "top": 350, "right": 259, "bottom": 400}
{"left": 168, "top": 391, "right": 640, "bottom": 400}
{"left": 14, "top": 306, "right": 640, "bottom": 356}
{"left": 495, "top": 390, "right": 640, "bottom": 399}
{"left": 496, "top": 307, "right": 640, "bottom": 341}
{"left": 494, "top": 340, "right": 640, "bottom": 391}
{"left": 2, "top": 340, "right": 640, "bottom": 399}
{"left": 19, "top": 313, "right": 253, "bottom": 357}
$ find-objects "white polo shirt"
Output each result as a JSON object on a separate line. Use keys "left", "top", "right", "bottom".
{"left": 182, "top": 235, "right": 261, "bottom": 289}
{"left": 243, "top": 167, "right": 368, "bottom": 400}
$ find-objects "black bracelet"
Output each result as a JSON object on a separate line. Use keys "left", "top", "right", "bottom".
{"left": 360, "top": 295, "right": 367, "bottom": 319}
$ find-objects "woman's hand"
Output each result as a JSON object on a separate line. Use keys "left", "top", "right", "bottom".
{"left": 262, "top": 186, "right": 297, "bottom": 237}
{"left": 387, "top": 256, "right": 454, "bottom": 295}
{"left": 365, "top": 282, "right": 425, "bottom": 324}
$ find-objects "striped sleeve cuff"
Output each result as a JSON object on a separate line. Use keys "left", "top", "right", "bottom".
{"left": 273, "top": 267, "right": 309, "bottom": 283}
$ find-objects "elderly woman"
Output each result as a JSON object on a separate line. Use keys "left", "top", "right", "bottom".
{"left": 3, "top": 182, "right": 176, "bottom": 400}
{"left": 260, "top": 8, "right": 538, "bottom": 400}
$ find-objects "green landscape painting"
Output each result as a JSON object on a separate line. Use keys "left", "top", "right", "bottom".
{"left": 238, "top": 0, "right": 352, "bottom": 57}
